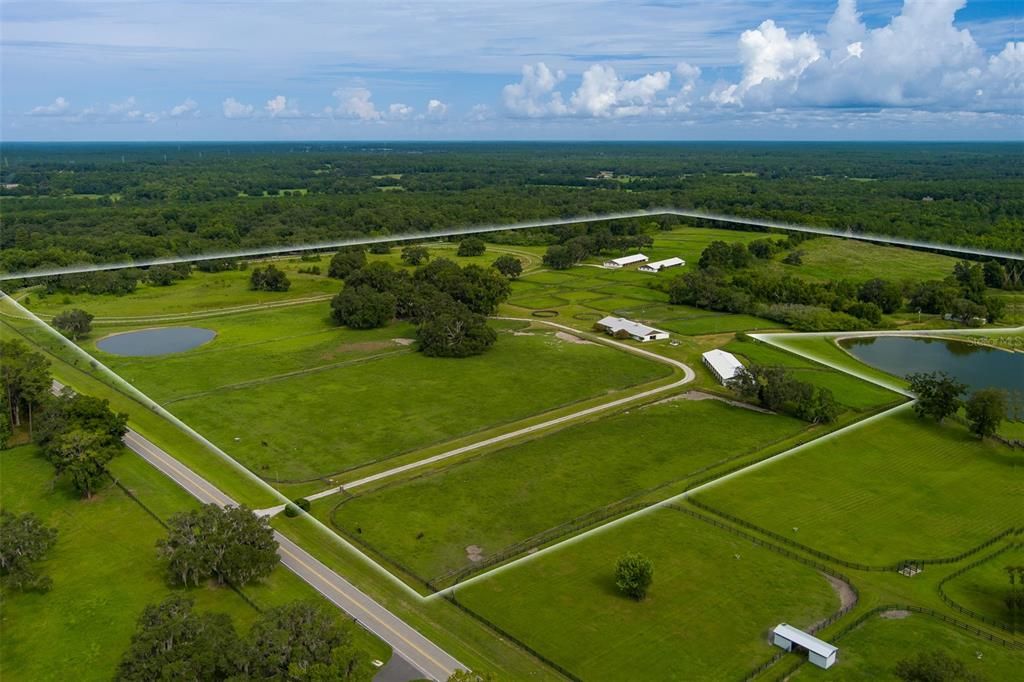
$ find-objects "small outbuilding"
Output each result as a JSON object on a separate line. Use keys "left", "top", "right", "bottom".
{"left": 603, "top": 253, "right": 648, "bottom": 269}
{"left": 771, "top": 624, "right": 838, "bottom": 670}
{"left": 639, "top": 257, "right": 685, "bottom": 273}
{"left": 702, "top": 349, "right": 744, "bottom": 385}
{"left": 595, "top": 316, "right": 669, "bottom": 342}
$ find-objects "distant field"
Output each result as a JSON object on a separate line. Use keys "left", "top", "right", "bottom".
{"left": 693, "top": 408, "right": 1022, "bottom": 565}
{"left": 97, "top": 307, "right": 671, "bottom": 481}
{"left": 329, "top": 398, "right": 811, "bottom": 584}
{"left": 779, "top": 237, "right": 960, "bottom": 283}
{"left": 791, "top": 612, "right": 1022, "bottom": 681}
{"left": 454, "top": 508, "right": 838, "bottom": 681}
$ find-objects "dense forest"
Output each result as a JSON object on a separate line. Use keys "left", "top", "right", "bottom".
{"left": 1, "top": 142, "right": 1021, "bottom": 273}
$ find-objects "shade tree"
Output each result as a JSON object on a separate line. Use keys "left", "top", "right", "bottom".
{"left": 52, "top": 308, "right": 94, "bottom": 340}
{"left": 0, "top": 510, "right": 58, "bottom": 592}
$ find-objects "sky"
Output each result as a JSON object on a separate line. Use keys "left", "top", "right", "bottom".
{"left": 2, "top": 0, "right": 1022, "bottom": 141}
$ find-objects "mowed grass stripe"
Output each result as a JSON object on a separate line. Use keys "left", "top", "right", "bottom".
{"left": 328, "top": 399, "right": 810, "bottom": 583}
{"left": 693, "top": 409, "right": 1022, "bottom": 565}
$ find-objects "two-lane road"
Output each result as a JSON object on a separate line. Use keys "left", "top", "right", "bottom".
{"left": 113, "top": 422, "right": 466, "bottom": 681}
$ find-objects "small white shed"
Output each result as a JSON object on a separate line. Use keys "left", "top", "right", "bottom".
{"left": 771, "top": 623, "right": 838, "bottom": 669}
{"left": 603, "top": 253, "right": 648, "bottom": 268}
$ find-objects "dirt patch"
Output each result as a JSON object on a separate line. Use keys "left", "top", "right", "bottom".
{"left": 391, "top": 337, "right": 415, "bottom": 346}
{"left": 510, "top": 331, "right": 535, "bottom": 336}
{"left": 823, "top": 573, "right": 857, "bottom": 611}
{"left": 555, "top": 331, "right": 594, "bottom": 345}
{"left": 465, "top": 545, "right": 484, "bottom": 563}
{"left": 648, "top": 390, "right": 773, "bottom": 414}
{"left": 880, "top": 609, "right": 911, "bottom": 619}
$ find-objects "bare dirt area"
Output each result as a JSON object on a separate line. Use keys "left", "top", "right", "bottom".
{"left": 555, "top": 331, "right": 594, "bottom": 345}
{"left": 648, "top": 390, "right": 772, "bottom": 413}
{"left": 466, "top": 545, "right": 484, "bottom": 563}
{"left": 880, "top": 609, "right": 911, "bottom": 619}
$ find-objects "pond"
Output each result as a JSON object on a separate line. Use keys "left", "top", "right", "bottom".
{"left": 96, "top": 327, "right": 216, "bottom": 356}
{"left": 840, "top": 335, "right": 1024, "bottom": 395}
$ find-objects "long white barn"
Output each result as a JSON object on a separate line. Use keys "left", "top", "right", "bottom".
{"left": 639, "top": 257, "right": 685, "bottom": 273}
{"left": 702, "top": 349, "right": 744, "bottom": 385}
{"left": 603, "top": 253, "right": 648, "bottom": 268}
{"left": 595, "top": 316, "right": 669, "bottom": 342}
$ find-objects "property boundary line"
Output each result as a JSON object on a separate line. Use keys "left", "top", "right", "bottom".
{"left": 3, "top": 206, "right": 1021, "bottom": 282}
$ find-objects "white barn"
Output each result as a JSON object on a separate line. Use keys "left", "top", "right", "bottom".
{"left": 702, "top": 349, "right": 744, "bottom": 385}
{"left": 639, "top": 257, "right": 685, "bottom": 273}
{"left": 771, "top": 624, "right": 838, "bottom": 669}
{"left": 602, "top": 253, "right": 648, "bottom": 268}
{"left": 595, "top": 316, "right": 669, "bottom": 343}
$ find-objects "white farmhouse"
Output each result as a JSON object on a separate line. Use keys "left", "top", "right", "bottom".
{"left": 771, "top": 624, "right": 838, "bottom": 670}
{"left": 595, "top": 316, "right": 669, "bottom": 342}
{"left": 602, "top": 253, "right": 648, "bottom": 268}
{"left": 639, "top": 257, "right": 685, "bottom": 273}
{"left": 702, "top": 349, "right": 744, "bottom": 385}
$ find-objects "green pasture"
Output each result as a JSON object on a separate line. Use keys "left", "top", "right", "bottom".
{"left": 693, "top": 408, "right": 1022, "bottom": 566}
{"left": 0, "top": 445, "right": 386, "bottom": 681}
{"left": 454, "top": 508, "right": 839, "bottom": 681}
{"left": 329, "top": 398, "right": 811, "bottom": 585}
{"left": 942, "top": 545, "right": 1023, "bottom": 630}
{"left": 791, "top": 612, "right": 1022, "bottom": 681}
{"left": 780, "top": 237, "right": 961, "bottom": 284}
{"left": 99, "top": 306, "right": 670, "bottom": 481}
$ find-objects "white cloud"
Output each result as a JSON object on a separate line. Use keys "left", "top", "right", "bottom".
{"left": 169, "top": 98, "right": 199, "bottom": 118}
{"left": 222, "top": 97, "right": 255, "bottom": 119}
{"left": 711, "top": 0, "right": 1022, "bottom": 112}
{"left": 466, "top": 104, "right": 494, "bottom": 121}
{"left": 28, "top": 97, "right": 71, "bottom": 117}
{"left": 425, "top": 98, "right": 448, "bottom": 119}
{"left": 502, "top": 62, "right": 567, "bottom": 117}
{"left": 503, "top": 62, "right": 673, "bottom": 118}
{"left": 330, "top": 87, "right": 381, "bottom": 120}
{"left": 264, "top": 94, "right": 301, "bottom": 118}
{"left": 387, "top": 103, "right": 414, "bottom": 120}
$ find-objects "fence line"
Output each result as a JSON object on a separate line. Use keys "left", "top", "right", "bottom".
{"left": 937, "top": 542, "right": 1023, "bottom": 633}
{"left": 686, "top": 497, "right": 1022, "bottom": 573}
{"left": 445, "top": 594, "right": 580, "bottom": 681}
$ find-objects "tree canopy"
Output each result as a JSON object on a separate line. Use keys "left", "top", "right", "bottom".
{"left": 0, "top": 510, "right": 58, "bottom": 592}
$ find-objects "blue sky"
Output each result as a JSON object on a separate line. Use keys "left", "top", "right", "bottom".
{"left": 2, "top": 0, "right": 1021, "bottom": 141}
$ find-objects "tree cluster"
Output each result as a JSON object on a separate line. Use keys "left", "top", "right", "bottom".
{"left": 52, "top": 308, "right": 94, "bottom": 340}
{"left": 1, "top": 339, "right": 52, "bottom": 441}
{"left": 157, "top": 504, "right": 279, "bottom": 588}
{"left": 117, "top": 597, "right": 373, "bottom": 682}
{"left": 907, "top": 372, "right": 1005, "bottom": 438}
{"left": 249, "top": 264, "right": 291, "bottom": 291}
{"left": 457, "top": 237, "right": 486, "bottom": 257}
{"left": 542, "top": 229, "right": 654, "bottom": 270}
{"left": 38, "top": 389, "right": 129, "bottom": 498}
{"left": 329, "top": 257, "right": 511, "bottom": 357}
{"left": 894, "top": 650, "right": 984, "bottom": 682}
{"left": 0, "top": 510, "right": 57, "bottom": 592}
{"left": 728, "top": 364, "right": 840, "bottom": 423}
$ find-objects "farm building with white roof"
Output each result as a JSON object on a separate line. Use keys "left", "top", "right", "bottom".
{"left": 771, "top": 624, "right": 838, "bottom": 669}
{"left": 595, "top": 316, "right": 669, "bottom": 342}
{"left": 702, "top": 349, "right": 744, "bottom": 385}
{"left": 639, "top": 257, "right": 685, "bottom": 273}
{"left": 602, "top": 253, "right": 648, "bottom": 268}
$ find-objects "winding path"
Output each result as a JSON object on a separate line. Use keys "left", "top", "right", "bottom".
{"left": 297, "top": 317, "right": 696, "bottom": 505}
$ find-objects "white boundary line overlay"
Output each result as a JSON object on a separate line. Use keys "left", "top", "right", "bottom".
{"left": 433, "top": 326, "right": 1024, "bottom": 596}
{"left": 2, "top": 206, "right": 1020, "bottom": 281}
{"left": 4, "top": 288, "right": 1021, "bottom": 601}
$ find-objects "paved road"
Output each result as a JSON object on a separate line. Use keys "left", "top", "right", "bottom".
{"left": 47, "top": 379, "right": 468, "bottom": 682}
{"left": 303, "top": 317, "right": 696, "bottom": 502}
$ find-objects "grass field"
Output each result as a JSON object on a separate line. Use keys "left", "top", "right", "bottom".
{"left": 942, "top": 545, "right": 1023, "bottom": 630}
{"left": 792, "top": 612, "right": 1022, "bottom": 681}
{"left": 453, "top": 508, "right": 839, "bottom": 681}
{"left": 94, "top": 306, "right": 671, "bottom": 481}
{"left": 693, "top": 408, "right": 1022, "bottom": 566}
{"left": 0, "top": 445, "right": 387, "bottom": 681}
{"left": 780, "top": 237, "right": 959, "bottom": 284}
{"left": 329, "top": 398, "right": 812, "bottom": 585}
